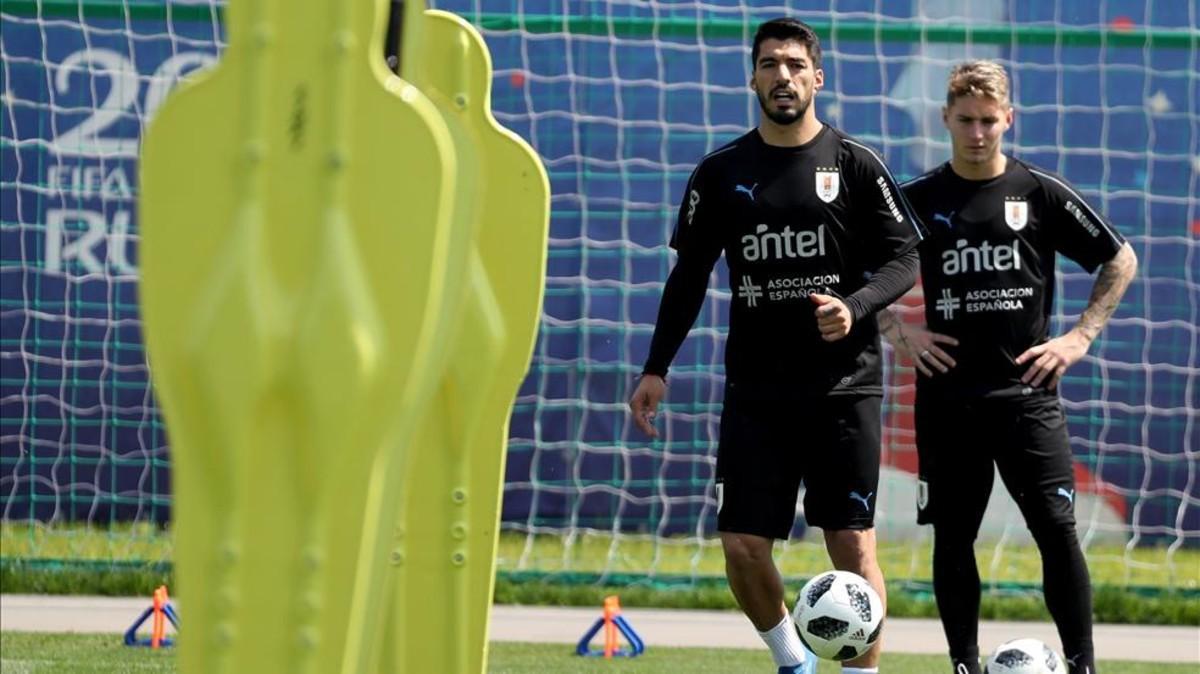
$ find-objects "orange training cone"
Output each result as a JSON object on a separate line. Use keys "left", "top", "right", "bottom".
{"left": 123, "top": 584, "right": 180, "bottom": 648}
{"left": 574, "top": 594, "right": 645, "bottom": 658}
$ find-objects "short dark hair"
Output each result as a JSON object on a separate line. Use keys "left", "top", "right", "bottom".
{"left": 751, "top": 18, "right": 823, "bottom": 70}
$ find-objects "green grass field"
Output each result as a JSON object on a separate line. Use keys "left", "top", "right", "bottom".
{"left": 0, "top": 634, "right": 1194, "bottom": 674}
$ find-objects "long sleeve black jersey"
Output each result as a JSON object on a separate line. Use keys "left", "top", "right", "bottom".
{"left": 902, "top": 158, "right": 1125, "bottom": 396}
{"left": 643, "top": 125, "right": 924, "bottom": 399}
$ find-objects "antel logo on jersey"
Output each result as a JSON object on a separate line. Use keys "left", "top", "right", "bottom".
{"left": 687, "top": 189, "right": 700, "bottom": 225}
{"left": 742, "top": 223, "right": 827, "bottom": 262}
{"left": 1063, "top": 200, "right": 1101, "bottom": 238}
{"left": 816, "top": 167, "right": 840, "bottom": 203}
{"left": 1004, "top": 197, "right": 1029, "bottom": 231}
{"left": 875, "top": 176, "right": 904, "bottom": 223}
{"left": 941, "top": 238, "right": 1022, "bottom": 276}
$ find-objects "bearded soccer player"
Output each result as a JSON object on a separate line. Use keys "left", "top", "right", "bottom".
{"left": 881, "top": 61, "right": 1137, "bottom": 674}
{"left": 628, "top": 18, "right": 923, "bottom": 674}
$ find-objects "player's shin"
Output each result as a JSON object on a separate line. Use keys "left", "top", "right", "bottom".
{"left": 824, "top": 528, "right": 886, "bottom": 668}
{"left": 1029, "top": 519, "right": 1095, "bottom": 674}
{"left": 933, "top": 525, "right": 983, "bottom": 669}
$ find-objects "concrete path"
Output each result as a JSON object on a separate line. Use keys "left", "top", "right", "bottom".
{"left": 2, "top": 595, "right": 1197, "bottom": 664}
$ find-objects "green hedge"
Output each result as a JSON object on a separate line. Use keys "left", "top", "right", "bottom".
{"left": 4, "top": 559, "right": 1195, "bottom": 626}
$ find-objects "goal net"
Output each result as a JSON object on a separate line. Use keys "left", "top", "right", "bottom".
{"left": 1, "top": 0, "right": 1195, "bottom": 593}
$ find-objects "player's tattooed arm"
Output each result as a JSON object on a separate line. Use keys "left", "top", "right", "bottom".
{"left": 1075, "top": 242, "right": 1138, "bottom": 343}
{"left": 1017, "top": 242, "right": 1137, "bottom": 388}
{"left": 877, "top": 308, "right": 902, "bottom": 341}
{"left": 878, "top": 307, "right": 958, "bottom": 376}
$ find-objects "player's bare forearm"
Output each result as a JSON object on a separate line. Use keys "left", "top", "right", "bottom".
{"left": 1072, "top": 242, "right": 1137, "bottom": 344}
{"left": 1018, "top": 243, "right": 1136, "bottom": 388}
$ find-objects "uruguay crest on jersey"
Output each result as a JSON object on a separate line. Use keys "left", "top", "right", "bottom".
{"left": 816, "top": 167, "right": 840, "bottom": 203}
{"left": 1004, "top": 197, "right": 1029, "bottom": 231}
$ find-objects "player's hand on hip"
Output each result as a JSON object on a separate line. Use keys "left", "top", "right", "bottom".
{"left": 811, "top": 293, "right": 852, "bottom": 341}
{"left": 895, "top": 324, "right": 959, "bottom": 377}
{"left": 629, "top": 374, "right": 666, "bottom": 438}
{"left": 1015, "top": 330, "right": 1090, "bottom": 389}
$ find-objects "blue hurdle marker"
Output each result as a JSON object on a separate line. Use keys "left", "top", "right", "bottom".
{"left": 575, "top": 595, "right": 645, "bottom": 658}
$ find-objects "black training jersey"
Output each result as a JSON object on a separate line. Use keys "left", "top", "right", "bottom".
{"left": 902, "top": 158, "right": 1125, "bottom": 395}
{"left": 644, "top": 125, "right": 923, "bottom": 398}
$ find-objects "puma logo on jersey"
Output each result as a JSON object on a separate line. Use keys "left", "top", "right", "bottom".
{"left": 849, "top": 491, "right": 874, "bottom": 510}
{"left": 735, "top": 183, "right": 758, "bottom": 201}
{"left": 1057, "top": 487, "right": 1075, "bottom": 504}
{"left": 932, "top": 211, "right": 955, "bottom": 227}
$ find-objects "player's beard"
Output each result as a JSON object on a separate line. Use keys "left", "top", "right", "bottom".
{"left": 756, "top": 85, "right": 810, "bottom": 125}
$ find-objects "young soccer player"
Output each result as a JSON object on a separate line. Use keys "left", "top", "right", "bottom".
{"left": 884, "top": 60, "right": 1138, "bottom": 674}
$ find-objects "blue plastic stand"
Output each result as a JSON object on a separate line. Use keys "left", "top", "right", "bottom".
{"left": 575, "top": 613, "right": 645, "bottom": 657}
{"left": 123, "top": 602, "right": 181, "bottom": 647}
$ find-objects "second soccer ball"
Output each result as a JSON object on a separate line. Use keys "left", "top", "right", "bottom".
{"left": 984, "top": 638, "right": 1065, "bottom": 673}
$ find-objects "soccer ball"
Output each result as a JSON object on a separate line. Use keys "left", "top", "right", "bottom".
{"left": 984, "top": 638, "right": 1065, "bottom": 673}
{"left": 791, "top": 570, "right": 884, "bottom": 661}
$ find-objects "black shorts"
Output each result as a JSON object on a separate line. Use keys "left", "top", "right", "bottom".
{"left": 915, "top": 386, "right": 1076, "bottom": 531}
{"left": 715, "top": 383, "right": 881, "bottom": 539}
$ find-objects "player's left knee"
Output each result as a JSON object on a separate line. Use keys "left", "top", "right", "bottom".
{"left": 1026, "top": 512, "right": 1079, "bottom": 548}
{"left": 823, "top": 528, "right": 877, "bottom": 567}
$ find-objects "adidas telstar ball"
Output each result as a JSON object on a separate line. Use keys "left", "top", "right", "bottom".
{"left": 984, "top": 638, "right": 1065, "bottom": 674}
{"left": 791, "top": 570, "right": 884, "bottom": 661}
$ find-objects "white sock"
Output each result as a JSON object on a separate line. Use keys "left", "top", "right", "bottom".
{"left": 841, "top": 668, "right": 879, "bottom": 673}
{"left": 757, "top": 613, "right": 810, "bottom": 668}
